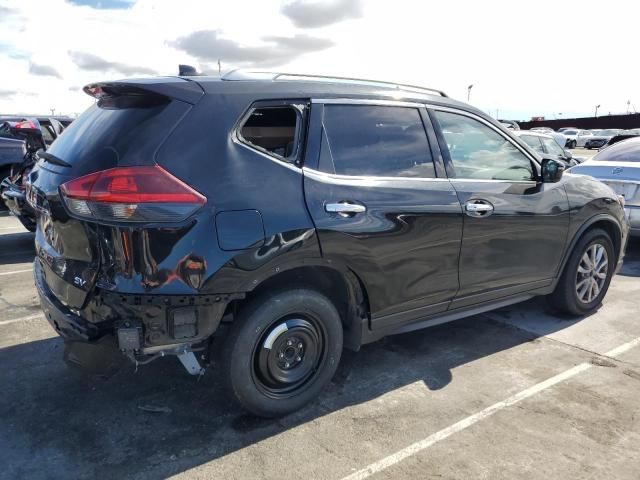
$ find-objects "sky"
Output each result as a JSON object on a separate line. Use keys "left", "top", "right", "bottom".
{"left": 0, "top": 0, "right": 638, "bottom": 121}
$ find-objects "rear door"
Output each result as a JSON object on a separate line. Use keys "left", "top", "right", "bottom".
{"left": 29, "top": 87, "right": 194, "bottom": 309}
{"left": 430, "top": 108, "right": 570, "bottom": 308}
{"left": 303, "top": 100, "right": 463, "bottom": 330}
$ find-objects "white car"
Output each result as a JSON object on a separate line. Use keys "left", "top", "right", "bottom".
{"left": 562, "top": 129, "right": 593, "bottom": 149}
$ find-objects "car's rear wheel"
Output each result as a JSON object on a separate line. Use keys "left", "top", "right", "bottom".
{"left": 223, "top": 288, "right": 343, "bottom": 417}
{"left": 549, "top": 228, "right": 615, "bottom": 316}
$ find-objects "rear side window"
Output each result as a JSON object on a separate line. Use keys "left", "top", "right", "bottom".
{"left": 320, "top": 105, "right": 435, "bottom": 178}
{"left": 239, "top": 106, "right": 300, "bottom": 160}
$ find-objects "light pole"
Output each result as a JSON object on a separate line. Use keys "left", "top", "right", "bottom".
{"left": 467, "top": 84, "right": 473, "bottom": 102}
{"left": 595, "top": 104, "right": 601, "bottom": 118}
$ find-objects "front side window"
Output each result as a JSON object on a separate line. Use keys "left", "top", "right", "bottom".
{"left": 239, "top": 106, "right": 300, "bottom": 161}
{"left": 321, "top": 104, "right": 435, "bottom": 178}
{"left": 434, "top": 110, "right": 535, "bottom": 181}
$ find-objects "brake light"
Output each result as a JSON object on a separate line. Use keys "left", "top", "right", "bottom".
{"left": 15, "top": 120, "right": 38, "bottom": 130}
{"left": 60, "top": 166, "right": 206, "bottom": 223}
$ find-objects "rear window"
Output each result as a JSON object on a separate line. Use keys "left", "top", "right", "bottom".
{"left": 320, "top": 105, "right": 435, "bottom": 178}
{"left": 47, "top": 100, "right": 190, "bottom": 170}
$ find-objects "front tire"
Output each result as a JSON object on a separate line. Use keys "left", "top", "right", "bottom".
{"left": 549, "top": 228, "right": 615, "bottom": 316}
{"left": 223, "top": 288, "right": 343, "bottom": 417}
{"left": 569, "top": 140, "right": 577, "bottom": 149}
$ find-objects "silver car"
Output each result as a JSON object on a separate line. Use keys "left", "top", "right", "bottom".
{"left": 569, "top": 137, "right": 640, "bottom": 236}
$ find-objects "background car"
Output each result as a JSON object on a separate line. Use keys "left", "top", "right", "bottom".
{"left": 515, "top": 130, "right": 581, "bottom": 166}
{"left": 0, "top": 116, "right": 70, "bottom": 182}
{"left": 584, "top": 129, "right": 622, "bottom": 149}
{"left": 562, "top": 128, "right": 593, "bottom": 148}
{"left": 499, "top": 119, "right": 520, "bottom": 130}
{"left": 569, "top": 136, "right": 640, "bottom": 236}
{"left": 530, "top": 127, "right": 555, "bottom": 134}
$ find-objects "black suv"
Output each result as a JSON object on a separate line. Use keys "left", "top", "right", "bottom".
{"left": 29, "top": 71, "right": 628, "bottom": 417}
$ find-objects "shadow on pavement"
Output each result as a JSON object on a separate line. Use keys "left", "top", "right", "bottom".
{"left": 0, "top": 230, "right": 35, "bottom": 266}
{"left": 619, "top": 239, "right": 640, "bottom": 277}
{"left": 0, "top": 301, "right": 584, "bottom": 480}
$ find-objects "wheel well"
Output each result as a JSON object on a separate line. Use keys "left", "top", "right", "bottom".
{"left": 224, "top": 266, "right": 370, "bottom": 350}
{"left": 587, "top": 220, "right": 622, "bottom": 261}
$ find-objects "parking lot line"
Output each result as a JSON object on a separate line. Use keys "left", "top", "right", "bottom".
{"left": 340, "top": 336, "right": 640, "bottom": 480}
{"left": 0, "top": 268, "right": 32, "bottom": 276}
{"left": 0, "top": 313, "right": 43, "bottom": 326}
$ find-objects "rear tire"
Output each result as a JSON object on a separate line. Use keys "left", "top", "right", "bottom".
{"left": 222, "top": 288, "right": 343, "bottom": 417}
{"left": 549, "top": 228, "right": 615, "bottom": 316}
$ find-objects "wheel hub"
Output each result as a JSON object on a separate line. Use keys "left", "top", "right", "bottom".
{"left": 252, "top": 317, "right": 325, "bottom": 397}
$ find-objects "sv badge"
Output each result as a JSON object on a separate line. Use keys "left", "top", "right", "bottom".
{"left": 74, "top": 276, "right": 87, "bottom": 288}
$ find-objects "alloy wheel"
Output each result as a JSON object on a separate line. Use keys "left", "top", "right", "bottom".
{"left": 575, "top": 243, "right": 608, "bottom": 304}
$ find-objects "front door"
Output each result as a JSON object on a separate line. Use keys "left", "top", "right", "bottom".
{"left": 303, "top": 101, "right": 463, "bottom": 330}
{"left": 430, "top": 108, "right": 570, "bottom": 308}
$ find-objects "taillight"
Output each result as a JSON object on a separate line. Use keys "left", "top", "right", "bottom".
{"left": 59, "top": 165, "right": 206, "bottom": 223}
{"left": 15, "top": 120, "right": 38, "bottom": 130}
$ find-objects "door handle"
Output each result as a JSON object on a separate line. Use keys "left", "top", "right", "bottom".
{"left": 465, "top": 200, "right": 494, "bottom": 217}
{"left": 325, "top": 201, "right": 367, "bottom": 217}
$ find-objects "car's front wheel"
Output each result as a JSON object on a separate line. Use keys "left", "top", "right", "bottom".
{"left": 569, "top": 140, "right": 577, "bottom": 149}
{"left": 549, "top": 228, "right": 615, "bottom": 316}
{"left": 223, "top": 288, "right": 343, "bottom": 417}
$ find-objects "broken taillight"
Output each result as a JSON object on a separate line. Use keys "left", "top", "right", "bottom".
{"left": 59, "top": 165, "right": 206, "bottom": 223}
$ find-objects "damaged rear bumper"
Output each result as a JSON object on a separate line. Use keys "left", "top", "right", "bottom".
{"left": 34, "top": 258, "right": 241, "bottom": 355}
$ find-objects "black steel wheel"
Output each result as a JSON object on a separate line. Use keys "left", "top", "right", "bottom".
{"left": 252, "top": 316, "right": 326, "bottom": 398}
{"left": 223, "top": 288, "right": 343, "bottom": 417}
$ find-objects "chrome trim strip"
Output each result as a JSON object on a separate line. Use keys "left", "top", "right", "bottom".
{"left": 302, "top": 167, "right": 451, "bottom": 184}
{"left": 311, "top": 98, "right": 425, "bottom": 108}
{"left": 449, "top": 178, "right": 538, "bottom": 185}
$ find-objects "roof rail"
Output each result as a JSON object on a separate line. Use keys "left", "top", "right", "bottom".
{"left": 221, "top": 69, "right": 447, "bottom": 97}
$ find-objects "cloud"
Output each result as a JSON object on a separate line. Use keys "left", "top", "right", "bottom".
{"left": 29, "top": 62, "right": 62, "bottom": 78}
{"left": 0, "top": 88, "right": 20, "bottom": 98}
{"left": 66, "top": 0, "right": 134, "bottom": 10}
{"left": 170, "top": 30, "right": 333, "bottom": 68}
{"left": 69, "top": 51, "right": 157, "bottom": 76}
{"left": 281, "top": 0, "right": 363, "bottom": 28}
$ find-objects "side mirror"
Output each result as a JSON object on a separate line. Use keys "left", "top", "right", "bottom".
{"left": 541, "top": 158, "right": 565, "bottom": 183}
{"left": 563, "top": 149, "right": 573, "bottom": 159}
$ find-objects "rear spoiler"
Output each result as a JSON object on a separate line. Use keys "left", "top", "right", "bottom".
{"left": 83, "top": 78, "right": 204, "bottom": 105}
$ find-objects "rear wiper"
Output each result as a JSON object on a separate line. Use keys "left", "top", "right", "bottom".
{"left": 37, "top": 150, "right": 71, "bottom": 168}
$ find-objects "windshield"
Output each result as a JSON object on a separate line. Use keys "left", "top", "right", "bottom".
{"left": 600, "top": 129, "right": 620, "bottom": 136}
{"left": 593, "top": 138, "right": 640, "bottom": 162}
{"left": 563, "top": 130, "right": 578, "bottom": 135}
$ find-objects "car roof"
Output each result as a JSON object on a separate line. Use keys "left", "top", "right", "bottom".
{"left": 94, "top": 71, "right": 484, "bottom": 117}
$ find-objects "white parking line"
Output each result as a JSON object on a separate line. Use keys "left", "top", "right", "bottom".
{"left": 0, "top": 268, "right": 32, "bottom": 276}
{"left": 0, "top": 313, "right": 43, "bottom": 326}
{"left": 340, "top": 336, "right": 640, "bottom": 480}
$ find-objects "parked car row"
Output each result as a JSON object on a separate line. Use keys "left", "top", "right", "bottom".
{"left": 0, "top": 117, "right": 71, "bottom": 229}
